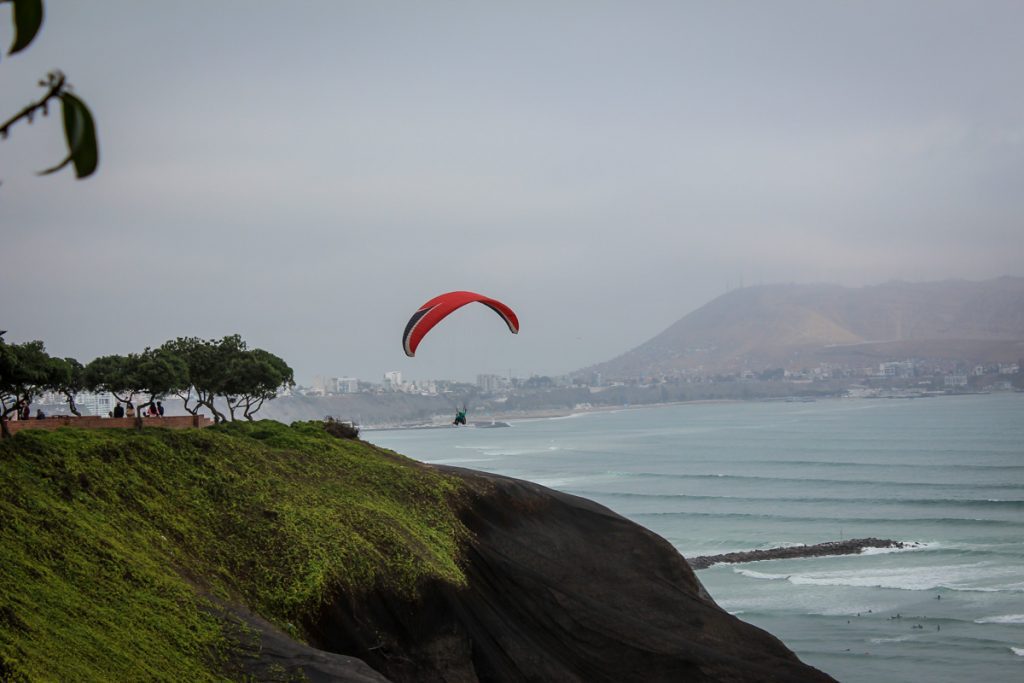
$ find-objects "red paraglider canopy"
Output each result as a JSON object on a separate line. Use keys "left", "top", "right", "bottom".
{"left": 402, "top": 291, "right": 519, "bottom": 357}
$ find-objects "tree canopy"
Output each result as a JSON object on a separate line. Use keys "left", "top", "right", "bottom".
{"left": 1, "top": 332, "right": 293, "bottom": 432}
{"left": 0, "top": 336, "right": 52, "bottom": 418}
{"left": 161, "top": 335, "right": 294, "bottom": 423}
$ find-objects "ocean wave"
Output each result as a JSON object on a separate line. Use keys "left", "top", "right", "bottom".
{"left": 423, "top": 456, "right": 499, "bottom": 465}
{"left": 600, "top": 470, "right": 1024, "bottom": 490}
{"left": 974, "top": 614, "right": 1024, "bottom": 625}
{"left": 574, "top": 490, "right": 1024, "bottom": 509}
{"left": 632, "top": 510, "right": 1023, "bottom": 526}
{"left": 734, "top": 569, "right": 789, "bottom": 581}
{"left": 454, "top": 447, "right": 559, "bottom": 456}
{"left": 858, "top": 544, "right": 931, "bottom": 556}
{"left": 869, "top": 635, "right": 914, "bottom": 644}
{"left": 710, "top": 459, "right": 1024, "bottom": 472}
{"left": 1012, "top": 647, "right": 1024, "bottom": 657}
{"left": 734, "top": 562, "right": 1024, "bottom": 593}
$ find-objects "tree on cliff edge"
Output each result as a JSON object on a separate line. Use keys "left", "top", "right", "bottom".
{"left": 0, "top": 335, "right": 73, "bottom": 429}
{"left": 222, "top": 348, "right": 294, "bottom": 421}
{"left": 161, "top": 335, "right": 293, "bottom": 423}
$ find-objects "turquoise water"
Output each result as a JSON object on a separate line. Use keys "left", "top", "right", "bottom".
{"left": 365, "top": 394, "right": 1024, "bottom": 682}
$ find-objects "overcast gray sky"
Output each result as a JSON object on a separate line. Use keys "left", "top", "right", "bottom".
{"left": 2, "top": 1, "right": 1022, "bottom": 384}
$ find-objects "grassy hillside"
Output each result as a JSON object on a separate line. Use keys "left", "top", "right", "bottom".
{"left": 0, "top": 422, "right": 468, "bottom": 682}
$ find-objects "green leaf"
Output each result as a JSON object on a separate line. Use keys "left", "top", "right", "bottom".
{"left": 8, "top": 0, "right": 45, "bottom": 55}
{"left": 62, "top": 93, "right": 99, "bottom": 178}
{"left": 38, "top": 92, "right": 99, "bottom": 179}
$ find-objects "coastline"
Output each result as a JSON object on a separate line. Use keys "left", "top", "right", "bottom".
{"left": 363, "top": 391, "right": 1014, "bottom": 430}
{"left": 365, "top": 398, "right": 742, "bottom": 430}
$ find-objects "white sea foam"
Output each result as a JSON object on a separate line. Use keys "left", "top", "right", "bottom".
{"left": 859, "top": 541, "right": 929, "bottom": 556}
{"left": 1011, "top": 647, "right": 1024, "bottom": 657}
{"left": 975, "top": 614, "right": 1024, "bottom": 625}
{"left": 424, "top": 457, "right": 498, "bottom": 465}
{"left": 735, "top": 562, "right": 1021, "bottom": 593}
{"left": 870, "top": 635, "right": 914, "bottom": 644}
{"left": 734, "top": 569, "right": 790, "bottom": 581}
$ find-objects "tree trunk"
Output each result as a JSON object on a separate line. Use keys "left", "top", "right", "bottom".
{"left": 63, "top": 391, "right": 81, "bottom": 417}
{"left": 200, "top": 399, "right": 226, "bottom": 424}
{"left": 224, "top": 396, "right": 238, "bottom": 422}
{"left": 174, "top": 389, "right": 200, "bottom": 415}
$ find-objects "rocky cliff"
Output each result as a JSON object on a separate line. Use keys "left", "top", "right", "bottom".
{"left": 0, "top": 422, "right": 833, "bottom": 682}
{"left": 314, "top": 467, "right": 833, "bottom": 682}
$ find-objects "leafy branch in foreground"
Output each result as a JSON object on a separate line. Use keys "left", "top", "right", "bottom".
{"left": 1, "top": 0, "right": 99, "bottom": 181}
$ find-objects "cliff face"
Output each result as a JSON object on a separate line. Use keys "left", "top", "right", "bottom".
{"left": 0, "top": 423, "right": 833, "bottom": 682}
{"left": 307, "top": 467, "right": 834, "bottom": 682}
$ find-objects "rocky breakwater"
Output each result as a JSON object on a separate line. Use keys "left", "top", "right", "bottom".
{"left": 688, "top": 538, "right": 913, "bottom": 570}
{"left": 303, "top": 467, "right": 835, "bottom": 682}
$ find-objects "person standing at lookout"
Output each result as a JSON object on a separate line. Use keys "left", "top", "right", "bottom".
{"left": 125, "top": 402, "right": 135, "bottom": 418}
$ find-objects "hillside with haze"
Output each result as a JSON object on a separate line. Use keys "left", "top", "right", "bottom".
{"left": 586, "top": 277, "right": 1024, "bottom": 379}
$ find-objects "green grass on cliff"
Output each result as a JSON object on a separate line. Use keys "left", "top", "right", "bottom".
{"left": 0, "top": 421, "right": 468, "bottom": 682}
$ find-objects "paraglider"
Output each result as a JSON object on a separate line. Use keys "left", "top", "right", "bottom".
{"left": 402, "top": 290, "right": 519, "bottom": 357}
{"left": 452, "top": 404, "right": 468, "bottom": 426}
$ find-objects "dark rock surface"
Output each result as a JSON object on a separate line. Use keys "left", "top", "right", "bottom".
{"left": 221, "top": 603, "right": 390, "bottom": 683}
{"left": 306, "top": 467, "right": 835, "bottom": 682}
{"left": 688, "top": 538, "right": 911, "bottom": 570}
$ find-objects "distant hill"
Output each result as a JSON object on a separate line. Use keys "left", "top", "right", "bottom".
{"left": 585, "top": 277, "right": 1024, "bottom": 378}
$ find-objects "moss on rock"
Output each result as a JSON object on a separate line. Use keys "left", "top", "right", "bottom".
{"left": 0, "top": 421, "right": 467, "bottom": 681}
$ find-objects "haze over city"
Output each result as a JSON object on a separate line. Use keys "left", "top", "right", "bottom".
{"left": 3, "top": 1, "right": 1023, "bottom": 384}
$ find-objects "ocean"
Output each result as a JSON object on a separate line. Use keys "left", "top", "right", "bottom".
{"left": 364, "top": 393, "right": 1024, "bottom": 682}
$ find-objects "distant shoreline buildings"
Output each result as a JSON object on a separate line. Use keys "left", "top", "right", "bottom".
{"left": 29, "top": 358, "right": 1020, "bottom": 419}
{"left": 284, "top": 358, "right": 1021, "bottom": 399}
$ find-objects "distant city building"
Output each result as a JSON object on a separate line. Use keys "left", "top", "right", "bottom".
{"left": 879, "top": 360, "right": 915, "bottom": 378}
{"left": 309, "top": 376, "right": 329, "bottom": 395}
{"left": 944, "top": 374, "right": 968, "bottom": 388}
{"left": 73, "top": 391, "right": 116, "bottom": 416}
{"left": 383, "top": 371, "right": 402, "bottom": 391}
{"left": 477, "top": 374, "right": 506, "bottom": 393}
{"left": 326, "top": 377, "right": 359, "bottom": 394}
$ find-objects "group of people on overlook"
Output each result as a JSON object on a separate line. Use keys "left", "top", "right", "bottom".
{"left": 112, "top": 401, "right": 164, "bottom": 418}
{"left": 6, "top": 399, "right": 44, "bottom": 421}
{"left": 4, "top": 399, "right": 166, "bottom": 422}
